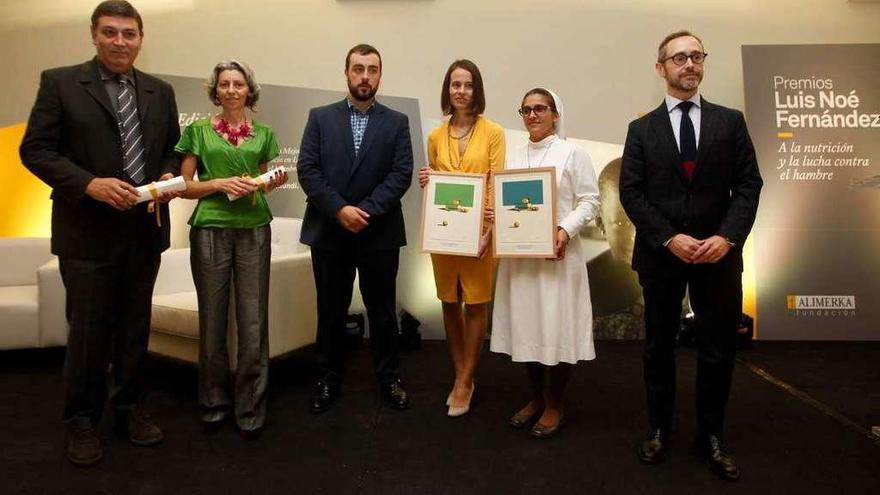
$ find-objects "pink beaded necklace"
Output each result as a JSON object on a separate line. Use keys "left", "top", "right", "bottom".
{"left": 213, "top": 117, "right": 253, "bottom": 146}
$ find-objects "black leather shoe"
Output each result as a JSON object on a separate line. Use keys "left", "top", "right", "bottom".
{"left": 637, "top": 429, "right": 670, "bottom": 465}
{"left": 310, "top": 381, "right": 339, "bottom": 414}
{"left": 694, "top": 435, "right": 741, "bottom": 481}
{"left": 380, "top": 381, "right": 409, "bottom": 410}
{"left": 115, "top": 409, "right": 164, "bottom": 447}
{"left": 66, "top": 423, "right": 102, "bottom": 467}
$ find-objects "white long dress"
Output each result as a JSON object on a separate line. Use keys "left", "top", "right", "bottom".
{"left": 490, "top": 134, "right": 601, "bottom": 365}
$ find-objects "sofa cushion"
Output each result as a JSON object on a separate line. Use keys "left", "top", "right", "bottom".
{"left": 0, "top": 285, "right": 40, "bottom": 349}
{"left": 151, "top": 291, "right": 199, "bottom": 339}
{"left": 0, "top": 238, "right": 53, "bottom": 286}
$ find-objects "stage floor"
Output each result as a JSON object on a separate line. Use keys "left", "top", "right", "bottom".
{"left": 1, "top": 340, "right": 878, "bottom": 493}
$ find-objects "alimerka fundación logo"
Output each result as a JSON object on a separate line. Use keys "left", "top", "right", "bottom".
{"left": 786, "top": 295, "right": 856, "bottom": 317}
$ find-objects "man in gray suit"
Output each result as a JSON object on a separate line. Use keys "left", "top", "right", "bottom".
{"left": 19, "top": 0, "right": 180, "bottom": 466}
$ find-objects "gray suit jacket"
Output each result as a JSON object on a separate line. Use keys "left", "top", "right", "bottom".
{"left": 20, "top": 57, "right": 181, "bottom": 258}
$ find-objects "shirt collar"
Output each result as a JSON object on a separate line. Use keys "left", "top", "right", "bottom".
{"left": 665, "top": 92, "right": 700, "bottom": 113}
{"left": 346, "top": 97, "right": 375, "bottom": 115}
{"left": 97, "top": 62, "right": 135, "bottom": 86}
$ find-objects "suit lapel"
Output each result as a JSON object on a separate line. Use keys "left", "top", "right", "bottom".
{"left": 649, "top": 101, "right": 686, "bottom": 183}
{"left": 335, "top": 101, "right": 356, "bottom": 166}
{"left": 351, "top": 104, "right": 385, "bottom": 174}
{"left": 78, "top": 60, "right": 116, "bottom": 121}
{"left": 692, "top": 96, "right": 718, "bottom": 183}
{"left": 135, "top": 69, "right": 155, "bottom": 123}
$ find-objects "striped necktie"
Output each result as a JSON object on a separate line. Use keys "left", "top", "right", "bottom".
{"left": 117, "top": 74, "right": 145, "bottom": 185}
{"left": 678, "top": 101, "right": 696, "bottom": 182}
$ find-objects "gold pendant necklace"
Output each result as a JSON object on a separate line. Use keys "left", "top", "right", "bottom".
{"left": 447, "top": 119, "right": 476, "bottom": 169}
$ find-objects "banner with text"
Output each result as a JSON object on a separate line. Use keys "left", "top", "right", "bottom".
{"left": 742, "top": 44, "right": 880, "bottom": 340}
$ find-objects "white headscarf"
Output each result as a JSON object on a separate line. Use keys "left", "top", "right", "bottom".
{"left": 542, "top": 88, "right": 566, "bottom": 140}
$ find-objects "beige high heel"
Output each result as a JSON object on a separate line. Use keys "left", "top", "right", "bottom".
{"left": 447, "top": 383, "right": 475, "bottom": 418}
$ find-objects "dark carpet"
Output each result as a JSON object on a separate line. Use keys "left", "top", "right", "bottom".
{"left": 1, "top": 340, "right": 878, "bottom": 494}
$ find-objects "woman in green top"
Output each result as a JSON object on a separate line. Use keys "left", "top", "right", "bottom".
{"left": 176, "top": 60, "right": 287, "bottom": 440}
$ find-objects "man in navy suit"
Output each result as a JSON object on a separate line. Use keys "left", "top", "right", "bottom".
{"left": 297, "top": 44, "right": 414, "bottom": 413}
{"left": 620, "top": 31, "right": 762, "bottom": 480}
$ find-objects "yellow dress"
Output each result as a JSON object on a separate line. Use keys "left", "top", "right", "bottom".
{"left": 427, "top": 116, "right": 505, "bottom": 304}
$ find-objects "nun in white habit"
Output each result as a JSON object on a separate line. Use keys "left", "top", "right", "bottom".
{"left": 489, "top": 88, "right": 600, "bottom": 438}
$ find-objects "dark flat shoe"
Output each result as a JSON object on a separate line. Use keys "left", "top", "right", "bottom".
{"left": 508, "top": 407, "right": 544, "bottom": 429}
{"left": 530, "top": 414, "right": 565, "bottom": 439}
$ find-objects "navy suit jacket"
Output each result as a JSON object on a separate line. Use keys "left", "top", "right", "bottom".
{"left": 619, "top": 97, "right": 763, "bottom": 278}
{"left": 297, "top": 99, "right": 413, "bottom": 251}
{"left": 19, "top": 58, "right": 181, "bottom": 259}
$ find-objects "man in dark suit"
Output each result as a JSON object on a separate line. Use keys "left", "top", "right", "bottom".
{"left": 297, "top": 44, "right": 414, "bottom": 413}
{"left": 620, "top": 31, "right": 762, "bottom": 480}
{"left": 19, "top": 1, "right": 180, "bottom": 466}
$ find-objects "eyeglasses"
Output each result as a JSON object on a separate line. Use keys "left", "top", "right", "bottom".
{"left": 518, "top": 104, "right": 551, "bottom": 117}
{"left": 662, "top": 52, "right": 708, "bottom": 66}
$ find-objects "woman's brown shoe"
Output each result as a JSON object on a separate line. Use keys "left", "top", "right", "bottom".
{"left": 530, "top": 414, "right": 565, "bottom": 439}
{"left": 508, "top": 405, "right": 544, "bottom": 429}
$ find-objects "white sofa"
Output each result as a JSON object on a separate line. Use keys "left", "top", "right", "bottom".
{"left": 0, "top": 237, "right": 61, "bottom": 349}
{"left": 148, "top": 217, "right": 317, "bottom": 364}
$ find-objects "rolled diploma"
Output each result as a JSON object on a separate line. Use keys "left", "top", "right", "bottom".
{"left": 226, "top": 169, "right": 279, "bottom": 201}
{"left": 135, "top": 175, "right": 186, "bottom": 204}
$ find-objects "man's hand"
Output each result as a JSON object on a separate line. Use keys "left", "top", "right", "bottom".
{"left": 155, "top": 173, "right": 182, "bottom": 203}
{"left": 85, "top": 177, "right": 139, "bottom": 211}
{"left": 667, "top": 233, "right": 703, "bottom": 263}
{"left": 266, "top": 168, "right": 289, "bottom": 192}
{"left": 691, "top": 235, "right": 731, "bottom": 264}
{"left": 418, "top": 167, "right": 431, "bottom": 189}
{"left": 337, "top": 205, "right": 370, "bottom": 233}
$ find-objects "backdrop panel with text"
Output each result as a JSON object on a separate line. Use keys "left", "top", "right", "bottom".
{"left": 742, "top": 44, "right": 880, "bottom": 340}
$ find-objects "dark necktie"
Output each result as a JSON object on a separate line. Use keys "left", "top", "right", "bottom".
{"left": 117, "top": 74, "right": 146, "bottom": 185}
{"left": 678, "top": 100, "right": 696, "bottom": 181}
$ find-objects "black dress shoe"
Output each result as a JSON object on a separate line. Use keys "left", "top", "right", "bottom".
{"left": 66, "top": 423, "right": 102, "bottom": 467}
{"left": 380, "top": 381, "right": 409, "bottom": 410}
{"left": 695, "top": 435, "right": 741, "bottom": 481}
{"left": 310, "top": 381, "right": 339, "bottom": 414}
{"left": 637, "top": 429, "right": 670, "bottom": 465}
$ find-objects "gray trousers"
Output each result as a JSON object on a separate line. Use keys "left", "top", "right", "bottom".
{"left": 190, "top": 225, "right": 271, "bottom": 431}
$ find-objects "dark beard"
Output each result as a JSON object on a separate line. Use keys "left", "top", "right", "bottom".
{"left": 348, "top": 82, "right": 377, "bottom": 102}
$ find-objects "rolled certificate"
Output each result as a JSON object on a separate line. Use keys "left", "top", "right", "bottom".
{"left": 135, "top": 175, "right": 186, "bottom": 204}
{"left": 226, "top": 169, "right": 282, "bottom": 201}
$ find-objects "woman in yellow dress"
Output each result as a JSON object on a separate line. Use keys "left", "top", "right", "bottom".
{"left": 418, "top": 59, "right": 505, "bottom": 417}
